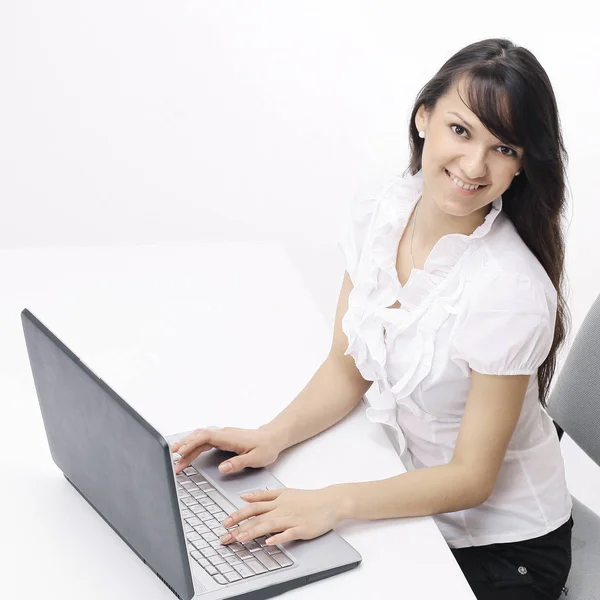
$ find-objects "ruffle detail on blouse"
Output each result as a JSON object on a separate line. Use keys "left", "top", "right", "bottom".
{"left": 340, "top": 169, "right": 503, "bottom": 461}
{"left": 357, "top": 273, "right": 468, "bottom": 460}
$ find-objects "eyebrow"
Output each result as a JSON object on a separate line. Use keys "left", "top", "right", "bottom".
{"left": 448, "top": 111, "right": 474, "bottom": 129}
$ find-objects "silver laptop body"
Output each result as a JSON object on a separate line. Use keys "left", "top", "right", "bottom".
{"left": 21, "top": 309, "right": 362, "bottom": 600}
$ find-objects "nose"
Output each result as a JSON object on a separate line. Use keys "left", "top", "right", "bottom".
{"left": 460, "top": 148, "right": 487, "bottom": 181}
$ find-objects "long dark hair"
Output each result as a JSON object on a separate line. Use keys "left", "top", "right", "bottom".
{"left": 406, "top": 38, "right": 570, "bottom": 407}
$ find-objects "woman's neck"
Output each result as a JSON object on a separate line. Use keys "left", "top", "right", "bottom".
{"left": 413, "top": 189, "right": 490, "bottom": 250}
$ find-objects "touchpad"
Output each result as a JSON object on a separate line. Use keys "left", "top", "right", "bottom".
{"left": 195, "top": 448, "right": 282, "bottom": 501}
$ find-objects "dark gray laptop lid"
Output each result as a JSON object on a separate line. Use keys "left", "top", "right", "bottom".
{"left": 21, "top": 309, "right": 195, "bottom": 600}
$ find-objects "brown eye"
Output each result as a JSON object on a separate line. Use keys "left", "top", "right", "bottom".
{"left": 450, "top": 124, "right": 468, "bottom": 137}
{"left": 498, "top": 146, "right": 517, "bottom": 157}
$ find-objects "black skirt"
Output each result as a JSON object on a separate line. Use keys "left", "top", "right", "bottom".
{"left": 450, "top": 515, "right": 573, "bottom": 600}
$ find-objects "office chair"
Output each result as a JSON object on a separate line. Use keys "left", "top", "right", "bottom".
{"left": 546, "top": 293, "right": 600, "bottom": 600}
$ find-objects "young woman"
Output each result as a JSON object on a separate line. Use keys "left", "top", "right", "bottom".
{"left": 172, "top": 38, "right": 573, "bottom": 599}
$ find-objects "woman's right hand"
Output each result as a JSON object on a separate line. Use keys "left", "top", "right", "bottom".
{"left": 170, "top": 426, "right": 284, "bottom": 475}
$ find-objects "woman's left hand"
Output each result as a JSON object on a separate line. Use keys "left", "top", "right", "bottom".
{"left": 220, "top": 486, "right": 346, "bottom": 546}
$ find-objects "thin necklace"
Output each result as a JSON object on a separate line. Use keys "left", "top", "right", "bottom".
{"left": 410, "top": 197, "right": 421, "bottom": 270}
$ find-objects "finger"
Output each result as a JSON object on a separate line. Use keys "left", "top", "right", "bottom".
{"left": 264, "top": 527, "right": 302, "bottom": 546}
{"left": 177, "top": 428, "right": 217, "bottom": 455}
{"left": 240, "top": 488, "right": 282, "bottom": 502}
{"left": 220, "top": 449, "right": 264, "bottom": 474}
{"left": 222, "top": 501, "right": 275, "bottom": 527}
{"left": 225, "top": 516, "right": 288, "bottom": 544}
{"left": 174, "top": 444, "right": 212, "bottom": 473}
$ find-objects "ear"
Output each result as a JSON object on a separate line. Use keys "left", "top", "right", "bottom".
{"left": 415, "top": 104, "right": 429, "bottom": 133}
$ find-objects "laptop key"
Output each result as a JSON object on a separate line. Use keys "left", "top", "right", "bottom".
{"left": 205, "top": 519, "right": 220, "bottom": 529}
{"left": 236, "top": 550, "right": 253, "bottom": 560}
{"left": 206, "top": 505, "right": 220, "bottom": 515}
{"left": 193, "top": 524, "right": 210, "bottom": 534}
{"left": 225, "top": 555, "right": 242, "bottom": 566}
{"left": 214, "top": 574, "right": 227, "bottom": 585}
{"left": 217, "top": 563, "right": 234, "bottom": 574}
{"left": 253, "top": 550, "right": 281, "bottom": 571}
{"left": 225, "top": 571, "right": 242, "bottom": 582}
{"left": 205, "top": 565, "right": 218, "bottom": 576}
{"left": 204, "top": 491, "right": 239, "bottom": 516}
{"left": 183, "top": 467, "right": 198, "bottom": 476}
{"left": 187, "top": 532, "right": 201, "bottom": 542}
{"left": 203, "top": 532, "right": 218, "bottom": 542}
{"left": 243, "top": 541, "right": 261, "bottom": 552}
{"left": 184, "top": 524, "right": 193, "bottom": 533}
{"left": 272, "top": 553, "right": 293, "bottom": 567}
{"left": 186, "top": 517, "right": 201, "bottom": 526}
{"left": 234, "top": 563, "right": 255, "bottom": 579}
{"left": 246, "top": 559, "right": 268, "bottom": 575}
{"left": 209, "top": 555, "right": 225, "bottom": 566}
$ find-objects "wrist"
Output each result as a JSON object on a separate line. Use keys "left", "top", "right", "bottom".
{"left": 326, "top": 483, "right": 354, "bottom": 522}
{"left": 258, "top": 423, "right": 291, "bottom": 454}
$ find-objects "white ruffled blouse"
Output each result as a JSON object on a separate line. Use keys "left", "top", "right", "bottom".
{"left": 338, "top": 169, "right": 572, "bottom": 548}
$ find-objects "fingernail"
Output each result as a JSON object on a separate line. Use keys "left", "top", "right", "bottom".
{"left": 223, "top": 517, "right": 233, "bottom": 526}
{"left": 219, "top": 462, "right": 232, "bottom": 473}
{"left": 220, "top": 533, "right": 232, "bottom": 543}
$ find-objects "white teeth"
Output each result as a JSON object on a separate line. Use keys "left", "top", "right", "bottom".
{"left": 448, "top": 170, "right": 480, "bottom": 191}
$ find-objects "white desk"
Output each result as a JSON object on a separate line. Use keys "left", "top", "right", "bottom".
{"left": 0, "top": 242, "right": 475, "bottom": 599}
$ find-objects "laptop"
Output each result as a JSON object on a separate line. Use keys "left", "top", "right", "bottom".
{"left": 21, "top": 309, "right": 362, "bottom": 600}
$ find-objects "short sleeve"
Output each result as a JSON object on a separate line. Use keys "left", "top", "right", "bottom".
{"left": 451, "top": 271, "right": 557, "bottom": 376}
{"left": 336, "top": 188, "right": 380, "bottom": 284}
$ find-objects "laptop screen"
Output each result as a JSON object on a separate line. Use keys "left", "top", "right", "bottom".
{"left": 21, "top": 309, "right": 195, "bottom": 600}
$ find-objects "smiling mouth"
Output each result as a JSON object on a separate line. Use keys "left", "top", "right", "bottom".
{"left": 445, "top": 169, "right": 488, "bottom": 191}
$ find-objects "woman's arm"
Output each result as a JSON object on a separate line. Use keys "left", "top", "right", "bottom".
{"left": 336, "top": 371, "right": 530, "bottom": 520}
{"left": 221, "top": 372, "right": 531, "bottom": 545}
{"left": 261, "top": 271, "right": 372, "bottom": 452}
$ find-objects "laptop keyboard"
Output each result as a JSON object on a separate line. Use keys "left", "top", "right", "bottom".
{"left": 177, "top": 466, "right": 294, "bottom": 585}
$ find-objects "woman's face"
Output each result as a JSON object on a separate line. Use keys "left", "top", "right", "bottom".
{"left": 415, "top": 77, "right": 524, "bottom": 218}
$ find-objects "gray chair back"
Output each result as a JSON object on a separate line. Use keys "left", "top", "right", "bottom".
{"left": 547, "top": 293, "right": 600, "bottom": 600}
{"left": 547, "top": 293, "right": 600, "bottom": 467}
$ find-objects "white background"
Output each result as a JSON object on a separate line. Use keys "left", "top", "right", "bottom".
{"left": 2, "top": 0, "right": 600, "bottom": 549}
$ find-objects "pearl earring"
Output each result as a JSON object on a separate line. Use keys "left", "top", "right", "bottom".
{"left": 515, "top": 171, "right": 521, "bottom": 176}
{"left": 418, "top": 131, "right": 425, "bottom": 139}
